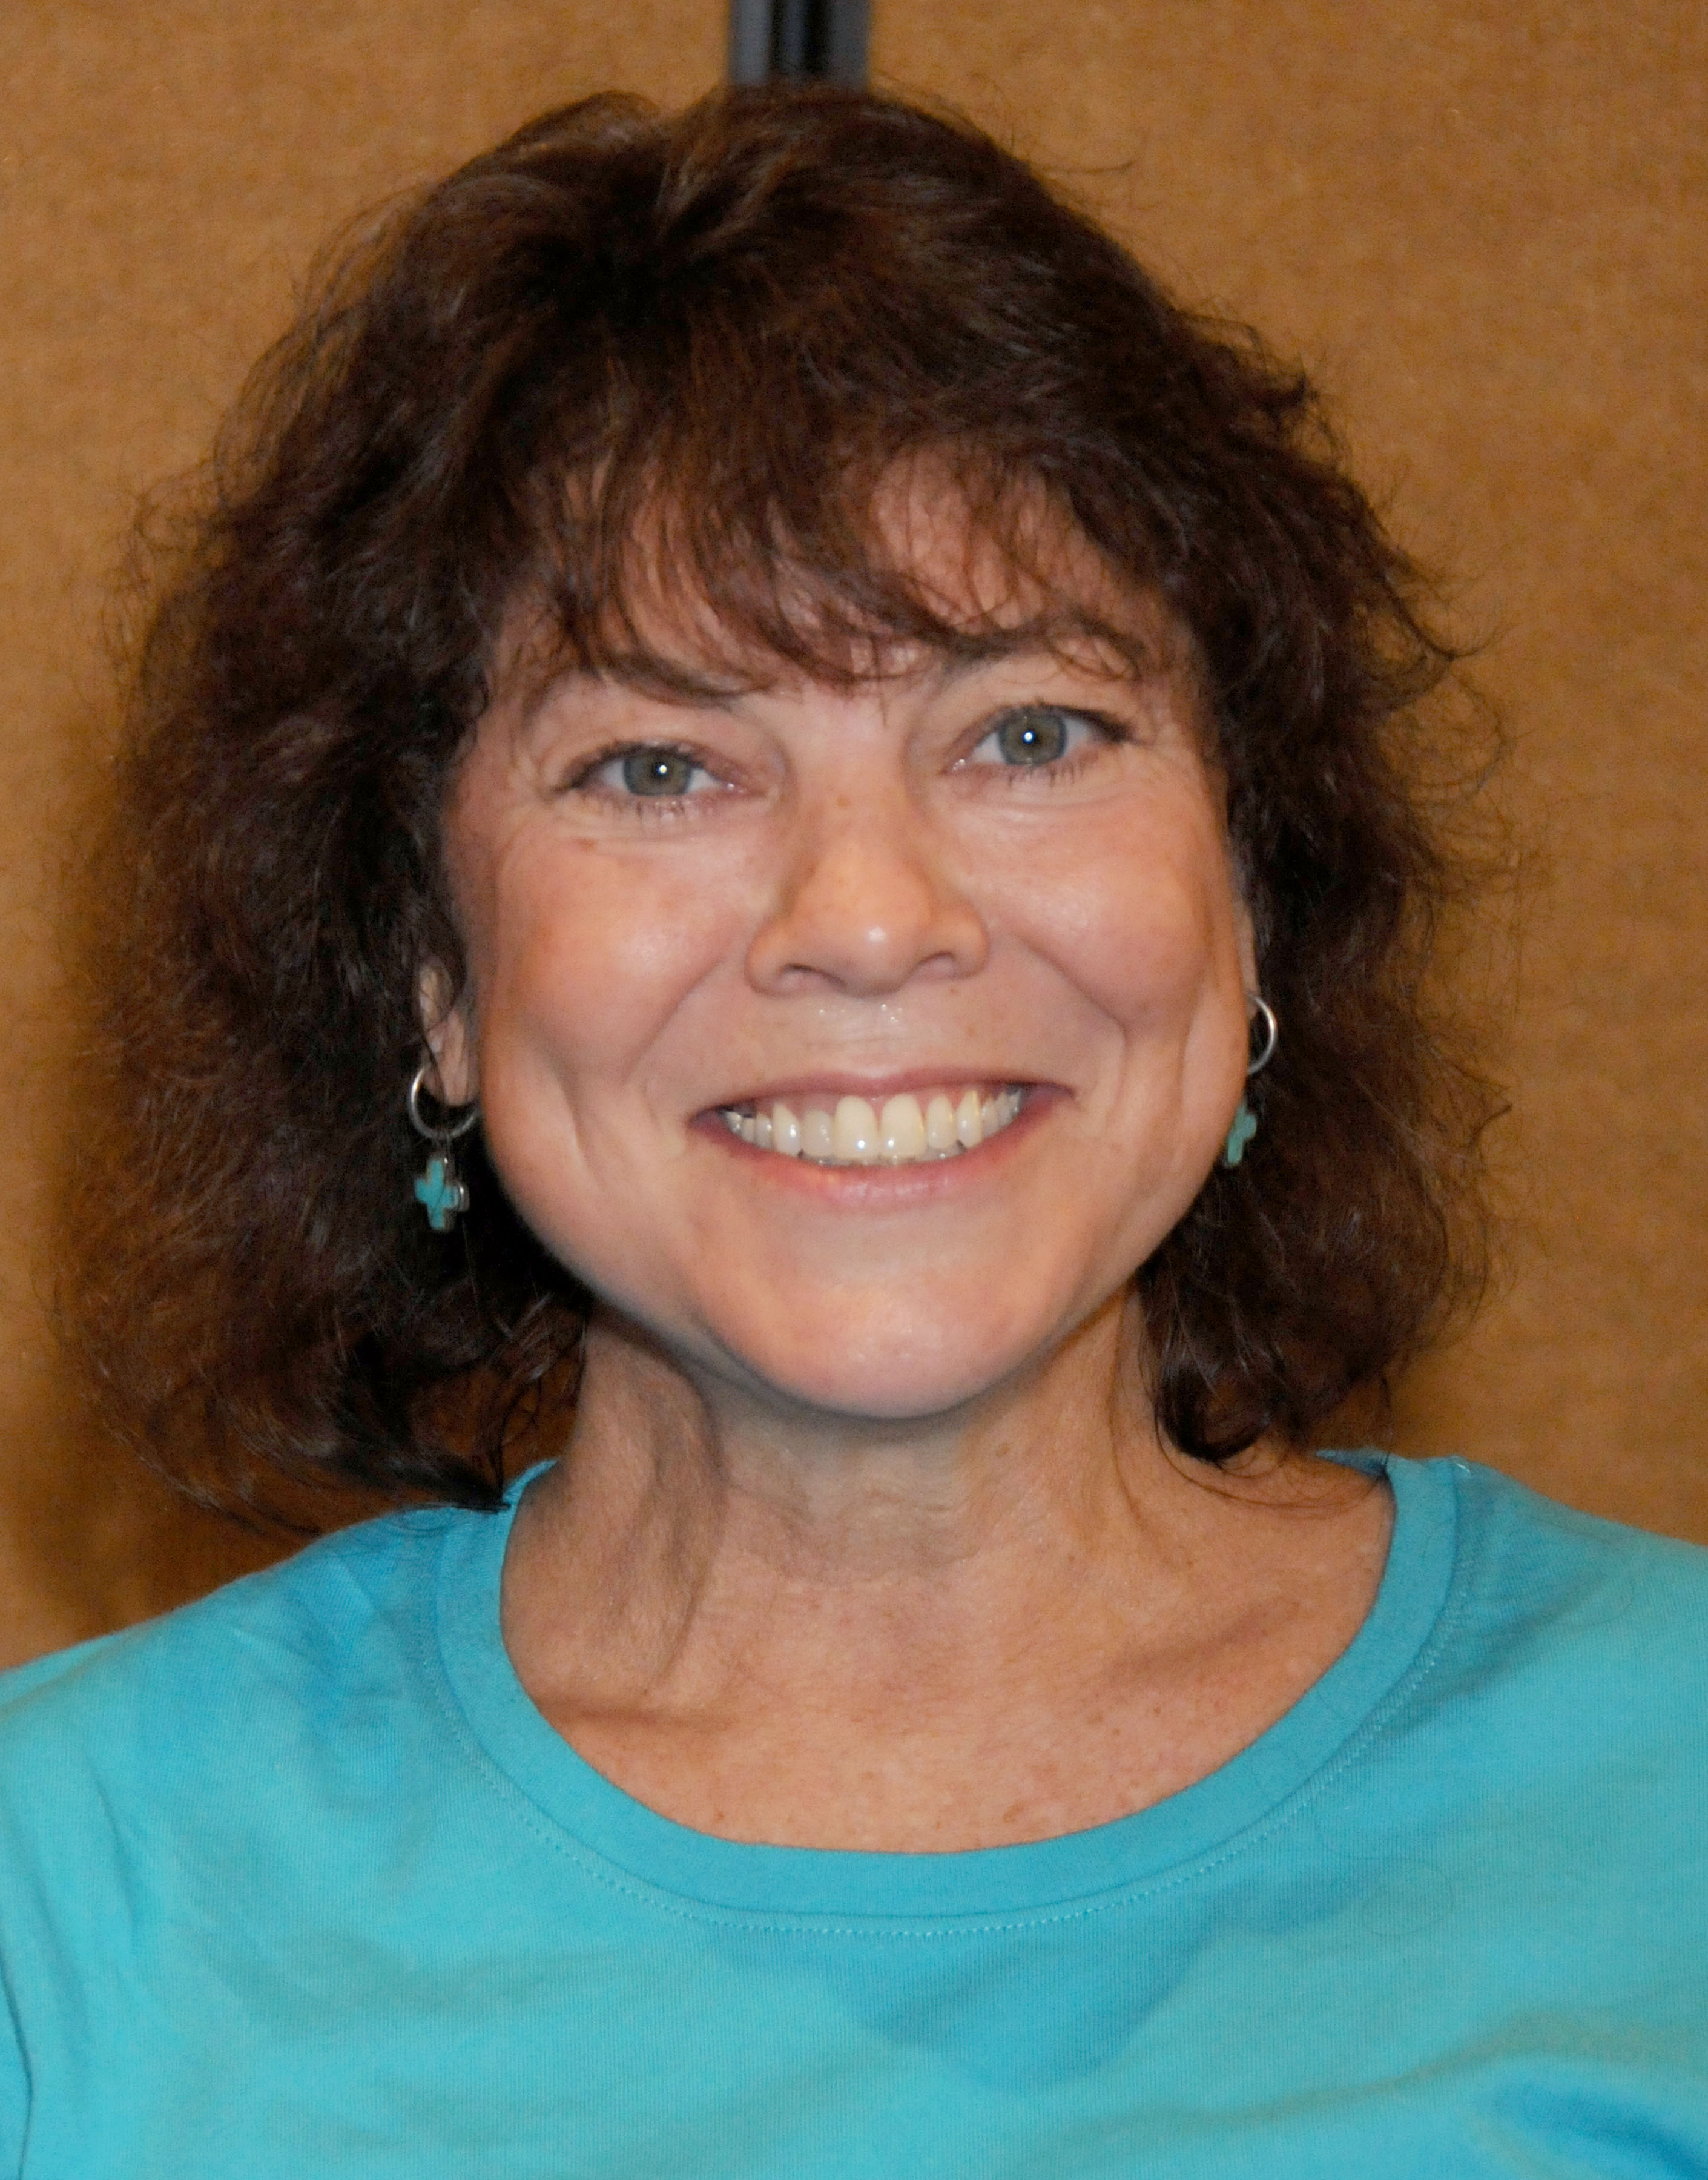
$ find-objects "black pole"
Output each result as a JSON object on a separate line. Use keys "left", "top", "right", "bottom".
{"left": 728, "top": 0, "right": 869, "bottom": 85}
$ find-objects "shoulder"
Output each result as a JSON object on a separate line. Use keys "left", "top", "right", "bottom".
{"left": 0, "top": 1499, "right": 483, "bottom": 1831}
{"left": 1440, "top": 1453, "right": 1708, "bottom": 1635}
{"left": 0, "top": 1498, "right": 515, "bottom": 2167}
{"left": 1399, "top": 1452, "right": 1708, "bottom": 1757}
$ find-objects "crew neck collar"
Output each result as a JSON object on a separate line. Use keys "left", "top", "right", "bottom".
{"left": 434, "top": 1450, "right": 1460, "bottom": 1928}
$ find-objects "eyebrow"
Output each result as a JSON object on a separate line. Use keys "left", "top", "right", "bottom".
{"left": 523, "top": 607, "right": 1159, "bottom": 722}
{"left": 922, "top": 612, "right": 1161, "bottom": 687}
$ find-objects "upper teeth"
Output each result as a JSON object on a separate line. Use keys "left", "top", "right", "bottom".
{"left": 718, "top": 1086, "right": 1024, "bottom": 1165}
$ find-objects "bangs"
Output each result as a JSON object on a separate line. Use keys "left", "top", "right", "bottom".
{"left": 508, "top": 421, "right": 1173, "bottom": 705}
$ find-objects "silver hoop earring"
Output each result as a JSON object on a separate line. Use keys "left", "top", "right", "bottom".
{"left": 1222, "top": 996, "right": 1279, "bottom": 1169}
{"left": 1245, "top": 995, "right": 1279, "bottom": 1077}
{"left": 407, "top": 1060, "right": 480, "bottom": 1234}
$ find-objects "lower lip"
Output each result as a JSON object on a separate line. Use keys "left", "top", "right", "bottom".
{"left": 691, "top": 1087, "right": 1059, "bottom": 1203}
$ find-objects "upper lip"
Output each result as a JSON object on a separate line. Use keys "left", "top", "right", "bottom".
{"left": 704, "top": 1069, "right": 1045, "bottom": 1109}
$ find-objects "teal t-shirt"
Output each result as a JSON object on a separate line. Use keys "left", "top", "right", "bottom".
{"left": 1, "top": 1452, "right": 1706, "bottom": 2176}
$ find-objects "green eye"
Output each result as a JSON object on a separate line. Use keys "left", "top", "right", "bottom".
{"left": 992, "top": 707, "right": 1071, "bottom": 766}
{"left": 621, "top": 747, "right": 698, "bottom": 796}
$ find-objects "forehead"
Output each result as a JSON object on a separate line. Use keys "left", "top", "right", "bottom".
{"left": 492, "top": 457, "right": 1184, "bottom": 712}
{"left": 863, "top": 464, "right": 1152, "bottom": 634}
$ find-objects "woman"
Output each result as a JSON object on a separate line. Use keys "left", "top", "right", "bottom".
{"left": 2, "top": 85, "right": 1704, "bottom": 2176}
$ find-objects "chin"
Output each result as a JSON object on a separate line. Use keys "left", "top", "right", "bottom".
{"left": 704, "top": 1303, "right": 1053, "bottom": 1423}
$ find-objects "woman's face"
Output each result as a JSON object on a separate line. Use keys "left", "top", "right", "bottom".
{"left": 435, "top": 520, "right": 1256, "bottom": 1422}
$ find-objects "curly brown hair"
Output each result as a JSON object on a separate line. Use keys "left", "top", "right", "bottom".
{"left": 69, "top": 84, "right": 1497, "bottom": 1522}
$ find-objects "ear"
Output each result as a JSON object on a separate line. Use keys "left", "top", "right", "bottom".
{"left": 1215, "top": 763, "right": 1262, "bottom": 999}
{"left": 418, "top": 962, "right": 478, "bottom": 1107}
{"left": 1233, "top": 891, "right": 1259, "bottom": 999}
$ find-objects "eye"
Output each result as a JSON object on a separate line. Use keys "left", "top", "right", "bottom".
{"left": 968, "top": 704, "right": 1109, "bottom": 770}
{"left": 577, "top": 744, "right": 716, "bottom": 799}
{"left": 621, "top": 746, "right": 704, "bottom": 796}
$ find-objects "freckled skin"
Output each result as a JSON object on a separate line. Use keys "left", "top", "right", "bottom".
{"left": 439, "top": 640, "right": 1253, "bottom": 1419}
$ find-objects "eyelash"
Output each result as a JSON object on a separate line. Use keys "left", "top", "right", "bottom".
{"left": 562, "top": 705, "right": 1127, "bottom": 813}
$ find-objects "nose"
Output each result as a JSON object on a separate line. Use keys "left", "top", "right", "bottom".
{"left": 745, "top": 791, "right": 989, "bottom": 999}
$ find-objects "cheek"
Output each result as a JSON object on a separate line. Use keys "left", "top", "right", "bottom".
{"left": 1009, "top": 807, "right": 1244, "bottom": 1034}
{"left": 478, "top": 852, "right": 712, "bottom": 1085}
{"left": 463, "top": 830, "right": 774, "bottom": 1157}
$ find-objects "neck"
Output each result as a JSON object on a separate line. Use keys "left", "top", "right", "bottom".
{"left": 532, "top": 1286, "right": 1167, "bottom": 1577}
{"left": 499, "top": 1292, "right": 1390, "bottom": 1849}
{"left": 506, "top": 1286, "right": 1318, "bottom": 1697}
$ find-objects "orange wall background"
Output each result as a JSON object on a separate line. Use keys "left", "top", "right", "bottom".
{"left": 2, "top": 1, "right": 1703, "bottom": 1664}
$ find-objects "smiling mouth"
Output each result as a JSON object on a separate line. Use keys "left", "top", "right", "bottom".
{"left": 715, "top": 1085, "right": 1027, "bottom": 1167}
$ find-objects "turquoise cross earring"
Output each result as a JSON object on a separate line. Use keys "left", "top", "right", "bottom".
{"left": 1221, "top": 996, "right": 1279, "bottom": 1169}
{"left": 414, "top": 1152, "right": 469, "bottom": 1233}
{"left": 1223, "top": 1100, "right": 1259, "bottom": 1167}
{"left": 407, "top": 1060, "right": 480, "bottom": 1234}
